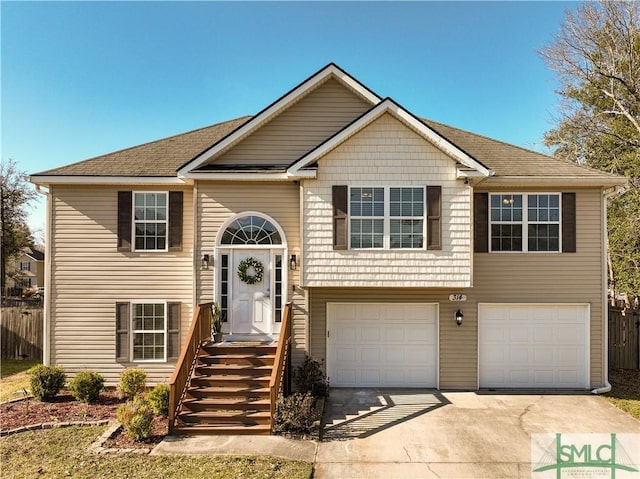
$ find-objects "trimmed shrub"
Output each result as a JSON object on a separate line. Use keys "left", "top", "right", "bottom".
{"left": 148, "top": 384, "right": 170, "bottom": 416}
{"left": 29, "top": 365, "right": 66, "bottom": 401}
{"left": 118, "top": 368, "right": 147, "bottom": 399}
{"left": 293, "top": 356, "right": 329, "bottom": 398}
{"left": 117, "top": 396, "right": 154, "bottom": 441}
{"left": 274, "top": 392, "right": 318, "bottom": 434}
{"left": 68, "top": 370, "right": 105, "bottom": 404}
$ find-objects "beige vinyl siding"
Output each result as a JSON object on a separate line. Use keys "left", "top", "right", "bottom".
{"left": 195, "top": 181, "right": 307, "bottom": 364}
{"left": 303, "top": 113, "right": 471, "bottom": 287}
{"left": 472, "top": 188, "right": 605, "bottom": 387}
{"left": 309, "top": 288, "right": 474, "bottom": 389}
{"left": 49, "top": 185, "right": 194, "bottom": 385}
{"left": 308, "top": 190, "right": 605, "bottom": 390}
{"left": 214, "top": 78, "right": 371, "bottom": 166}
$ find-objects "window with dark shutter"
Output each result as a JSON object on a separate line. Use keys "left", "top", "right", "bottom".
{"left": 167, "top": 302, "right": 181, "bottom": 361}
{"left": 332, "top": 185, "right": 348, "bottom": 250}
{"left": 426, "top": 186, "right": 442, "bottom": 250}
{"left": 562, "top": 192, "right": 576, "bottom": 253}
{"left": 168, "top": 191, "right": 183, "bottom": 251}
{"left": 115, "top": 302, "right": 130, "bottom": 363}
{"left": 474, "top": 193, "right": 489, "bottom": 253}
{"left": 117, "top": 191, "right": 132, "bottom": 252}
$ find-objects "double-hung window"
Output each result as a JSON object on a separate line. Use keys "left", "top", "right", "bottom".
{"left": 349, "top": 187, "right": 425, "bottom": 249}
{"left": 132, "top": 302, "right": 166, "bottom": 362}
{"left": 133, "top": 192, "right": 168, "bottom": 251}
{"left": 20, "top": 262, "right": 31, "bottom": 271}
{"left": 490, "top": 193, "right": 561, "bottom": 252}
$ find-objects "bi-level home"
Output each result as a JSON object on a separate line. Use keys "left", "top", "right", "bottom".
{"left": 31, "top": 64, "right": 625, "bottom": 434}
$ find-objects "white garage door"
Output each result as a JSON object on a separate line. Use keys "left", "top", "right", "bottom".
{"left": 479, "top": 303, "right": 589, "bottom": 388}
{"left": 327, "top": 303, "right": 438, "bottom": 387}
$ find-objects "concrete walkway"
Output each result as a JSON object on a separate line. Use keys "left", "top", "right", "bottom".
{"left": 152, "top": 390, "right": 640, "bottom": 479}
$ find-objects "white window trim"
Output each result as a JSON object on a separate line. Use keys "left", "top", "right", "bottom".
{"left": 348, "top": 186, "right": 427, "bottom": 250}
{"left": 130, "top": 300, "right": 168, "bottom": 363}
{"left": 132, "top": 191, "right": 169, "bottom": 252}
{"left": 20, "top": 261, "right": 31, "bottom": 271}
{"left": 489, "top": 192, "right": 562, "bottom": 253}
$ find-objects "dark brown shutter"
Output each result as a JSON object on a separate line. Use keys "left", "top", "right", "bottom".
{"left": 562, "top": 192, "right": 576, "bottom": 253}
{"left": 168, "top": 191, "right": 183, "bottom": 252}
{"left": 332, "top": 185, "right": 348, "bottom": 250}
{"left": 426, "top": 186, "right": 442, "bottom": 250}
{"left": 115, "top": 302, "right": 130, "bottom": 363}
{"left": 474, "top": 192, "right": 489, "bottom": 253}
{"left": 167, "top": 302, "right": 181, "bottom": 361}
{"left": 117, "top": 191, "right": 132, "bottom": 252}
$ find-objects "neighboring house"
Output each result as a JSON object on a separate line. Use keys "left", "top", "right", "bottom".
{"left": 30, "top": 64, "right": 626, "bottom": 394}
{"left": 8, "top": 247, "right": 45, "bottom": 290}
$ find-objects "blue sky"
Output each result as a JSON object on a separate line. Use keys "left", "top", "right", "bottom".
{"left": 1, "top": 1, "right": 578, "bottom": 233}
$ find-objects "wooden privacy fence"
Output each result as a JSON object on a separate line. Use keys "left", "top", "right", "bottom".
{"left": 608, "top": 305, "right": 640, "bottom": 370}
{"left": 1, "top": 307, "right": 43, "bottom": 360}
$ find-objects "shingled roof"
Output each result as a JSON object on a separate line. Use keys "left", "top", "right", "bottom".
{"left": 33, "top": 117, "right": 251, "bottom": 177}
{"left": 32, "top": 113, "right": 617, "bottom": 181}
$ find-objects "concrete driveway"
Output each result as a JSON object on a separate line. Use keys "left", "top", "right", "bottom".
{"left": 315, "top": 389, "right": 640, "bottom": 479}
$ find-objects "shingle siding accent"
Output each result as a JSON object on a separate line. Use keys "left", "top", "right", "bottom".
{"left": 302, "top": 113, "right": 471, "bottom": 288}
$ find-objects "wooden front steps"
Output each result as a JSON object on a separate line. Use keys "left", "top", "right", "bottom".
{"left": 172, "top": 343, "right": 277, "bottom": 435}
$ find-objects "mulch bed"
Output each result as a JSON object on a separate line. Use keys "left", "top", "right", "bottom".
{"left": 608, "top": 368, "right": 640, "bottom": 398}
{"left": 0, "top": 390, "right": 168, "bottom": 450}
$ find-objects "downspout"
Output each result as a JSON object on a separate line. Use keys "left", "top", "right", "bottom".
{"left": 35, "top": 184, "right": 52, "bottom": 366}
{"left": 591, "top": 185, "right": 625, "bottom": 395}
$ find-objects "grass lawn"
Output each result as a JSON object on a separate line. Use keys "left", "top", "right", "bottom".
{"left": 604, "top": 369, "right": 640, "bottom": 420}
{"left": 0, "top": 359, "right": 40, "bottom": 402}
{"left": 0, "top": 426, "right": 313, "bottom": 479}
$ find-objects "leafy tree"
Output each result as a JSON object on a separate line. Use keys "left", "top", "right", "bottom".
{"left": 1, "top": 159, "right": 37, "bottom": 289}
{"left": 540, "top": 1, "right": 640, "bottom": 300}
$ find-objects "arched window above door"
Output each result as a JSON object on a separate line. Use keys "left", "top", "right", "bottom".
{"left": 219, "top": 215, "right": 283, "bottom": 245}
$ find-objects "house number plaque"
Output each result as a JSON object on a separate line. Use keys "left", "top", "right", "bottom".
{"left": 448, "top": 294, "right": 467, "bottom": 302}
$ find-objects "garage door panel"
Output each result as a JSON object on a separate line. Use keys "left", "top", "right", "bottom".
{"left": 511, "top": 349, "right": 529, "bottom": 363}
{"left": 510, "top": 327, "right": 530, "bottom": 342}
{"left": 479, "top": 304, "right": 589, "bottom": 389}
{"left": 362, "top": 328, "right": 381, "bottom": 342}
{"left": 328, "top": 303, "right": 438, "bottom": 388}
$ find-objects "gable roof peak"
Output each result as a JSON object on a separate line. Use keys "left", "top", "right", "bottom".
{"left": 178, "top": 63, "right": 382, "bottom": 176}
{"left": 288, "top": 96, "right": 493, "bottom": 178}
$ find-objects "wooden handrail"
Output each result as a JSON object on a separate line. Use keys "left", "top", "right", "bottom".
{"left": 269, "top": 302, "right": 292, "bottom": 433}
{"left": 168, "top": 302, "right": 213, "bottom": 435}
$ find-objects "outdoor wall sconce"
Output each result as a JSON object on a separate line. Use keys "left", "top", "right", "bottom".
{"left": 289, "top": 254, "right": 297, "bottom": 270}
{"left": 201, "top": 254, "right": 210, "bottom": 269}
{"left": 455, "top": 309, "right": 464, "bottom": 327}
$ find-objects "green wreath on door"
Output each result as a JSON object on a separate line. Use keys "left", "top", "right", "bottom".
{"left": 237, "top": 257, "right": 264, "bottom": 285}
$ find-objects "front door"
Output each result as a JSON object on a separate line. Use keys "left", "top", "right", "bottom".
{"left": 231, "top": 250, "right": 272, "bottom": 334}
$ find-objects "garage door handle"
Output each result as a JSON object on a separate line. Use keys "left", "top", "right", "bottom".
{"left": 327, "top": 330, "right": 330, "bottom": 338}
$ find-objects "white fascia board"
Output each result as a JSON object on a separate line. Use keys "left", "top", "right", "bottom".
{"left": 178, "top": 64, "right": 381, "bottom": 177}
{"left": 480, "top": 176, "right": 628, "bottom": 187}
{"left": 180, "top": 171, "right": 301, "bottom": 181}
{"left": 29, "top": 175, "right": 189, "bottom": 186}
{"left": 288, "top": 99, "right": 493, "bottom": 177}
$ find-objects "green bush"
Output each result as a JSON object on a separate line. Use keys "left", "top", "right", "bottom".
{"left": 274, "top": 392, "right": 318, "bottom": 434}
{"left": 118, "top": 368, "right": 147, "bottom": 399}
{"left": 147, "top": 384, "right": 170, "bottom": 416}
{"left": 117, "top": 396, "right": 154, "bottom": 441}
{"left": 68, "top": 371, "right": 105, "bottom": 404}
{"left": 293, "top": 356, "right": 329, "bottom": 398}
{"left": 29, "top": 365, "right": 66, "bottom": 401}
